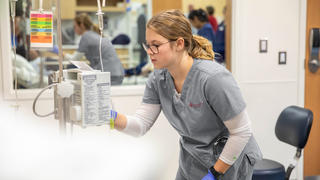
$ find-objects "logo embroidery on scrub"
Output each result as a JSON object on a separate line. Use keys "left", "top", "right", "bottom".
{"left": 189, "top": 101, "right": 203, "bottom": 108}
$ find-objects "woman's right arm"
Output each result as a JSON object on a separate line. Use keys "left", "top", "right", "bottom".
{"left": 114, "top": 103, "right": 161, "bottom": 137}
{"left": 116, "top": 70, "right": 161, "bottom": 137}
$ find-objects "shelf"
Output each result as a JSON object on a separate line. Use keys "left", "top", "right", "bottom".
{"left": 60, "top": 0, "right": 126, "bottom": 19}
{"left": 76, "top": 0, "right": 123, "bottom": 7}
{"left": 75, "top": 6, "right": 126, "bottom": 12}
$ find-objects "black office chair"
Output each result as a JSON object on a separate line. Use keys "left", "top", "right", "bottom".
{"left": 252, "top": 105, "right": 313, "bottom": 180}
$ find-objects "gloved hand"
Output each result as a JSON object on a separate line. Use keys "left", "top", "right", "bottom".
{"left": 201, "top": 170, "right": 216, "bottom": 180}
{"left": 110, "top": 109, "right": 118, "bottom": 129}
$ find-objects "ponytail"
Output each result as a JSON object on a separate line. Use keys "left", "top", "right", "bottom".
{"left": 92, "top": 24, "right": 101, "bottom": 35}
{"left": 189, "top": 35, "right": 215, "bottom": 60}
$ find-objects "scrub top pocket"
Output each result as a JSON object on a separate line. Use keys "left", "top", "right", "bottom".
{"left": 237, "top": 153, "right": 256, "bottom": 180}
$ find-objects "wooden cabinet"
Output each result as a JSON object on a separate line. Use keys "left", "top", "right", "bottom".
{"left": 152, "top": 0, "right": 182, "bottom": 15}
{"left": 61, "top": 0, "right": 126, "bottom": 19}
{"left": 61, "top": 0, "right": 76, "bottom": 19}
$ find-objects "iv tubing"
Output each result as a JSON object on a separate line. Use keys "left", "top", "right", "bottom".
{"left": 99, "top": 32, "right": 104, "bottom": 72}
{"left": 97, "top": 0, "right": 104, "bottom": 72}
{"left": 56, "top": 0, "right": 66, "bottom": 135}
{"left": 56, "top": 0, "right": 63, "bottom": 83}
{"left": 10, "top": 0, "right": 19, "bottom": 107}
{"left": 39, "top": 0, "right": 43, "bottom": 12}
{"left": 97, "top": 0, "right": 101, "bottom": 11}
{"left": 32, "top": 83, "right": 57, "bottom": 117}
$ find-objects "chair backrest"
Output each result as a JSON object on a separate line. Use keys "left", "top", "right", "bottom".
{"left": 275, "top": 106, "right": 313, "bottom": 149}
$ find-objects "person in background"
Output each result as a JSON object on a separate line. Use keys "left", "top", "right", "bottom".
{"left": 137, "top": 4, "right": 148, "bottom": 65}
{"left": 12, "top": 50, "right": 48, "bottom": 88}
{"left": 110, "top": 9, "right": 262, "bottom": 180}
{"left": 213, "top": 6, "right": 227, "bottom": 64}
{"left": 11, "top": 16, "right": 27, "bottom": 59}
{"left": 188, "top": 9, "right": 216, "bottom": 46}
{"left": 11, "top": 14, "right": 44, "bottom": 88}
{"left": 185, "top": 4, "right": 198, "bottom": 34}
{"left": 124, "top": 4, "right": 150, "bottom": 77}
{"left": 188, "top": 4, "right": 195, "bottom": 12}
{"left": 66, "top": 13, "right": 124, "bottom": 85}
{"left": 206, "top": 6, "right": 218, "bottom": 32}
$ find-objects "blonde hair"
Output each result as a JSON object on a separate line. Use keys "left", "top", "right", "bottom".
{"left": 147, "top": 9, "right": 214, "bottom": 60}
{"left": 75, "top": 13, "right": 101, "bottom": 35}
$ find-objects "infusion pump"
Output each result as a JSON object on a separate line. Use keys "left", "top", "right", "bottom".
{"left": 53, "top": 69, "right": 111, "bottom": 128}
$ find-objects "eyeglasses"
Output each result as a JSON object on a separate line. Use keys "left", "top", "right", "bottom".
{"left": 142, "top": 41, "right": 173, "bottom": 54}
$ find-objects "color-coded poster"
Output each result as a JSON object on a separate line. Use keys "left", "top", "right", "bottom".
{"left": 30, "top": 11, "right": 53, "bottom": 49}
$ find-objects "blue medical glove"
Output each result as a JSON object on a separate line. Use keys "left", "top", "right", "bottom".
{"left": 110, "top": 110, "right": 118, "bottom": 129}
{"left": 201, "top": 170, "right": 216, "bottom": 180}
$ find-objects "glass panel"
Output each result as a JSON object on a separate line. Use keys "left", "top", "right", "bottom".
{"left": 9, "top": 0, "right": 228, "bottom": 90}
{"left": 10, "top": 0, "right": 58, "bottom": 89}
{"left": 61, "top": 1, "right": 152, "bottom": 86}
{"left": 10, "top": 0, "right": 152, "bottom": 89}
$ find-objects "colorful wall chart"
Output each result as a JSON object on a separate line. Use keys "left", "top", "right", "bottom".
{"left": 30, "top": 11, "right": 53, "bottom": 49}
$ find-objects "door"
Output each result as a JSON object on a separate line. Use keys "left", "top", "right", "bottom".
{"left": 225, "top": 0, "right": 232, "bottom": 71}
{"left": 304, "top": 0, "right": 320, "bottom": 177}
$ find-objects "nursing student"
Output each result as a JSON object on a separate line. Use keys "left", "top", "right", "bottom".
{"left": 110, "top": 10, "right": 262, "bottom": 180}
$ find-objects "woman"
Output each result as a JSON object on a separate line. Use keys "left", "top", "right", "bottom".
{"left": 111, "top": 10, "right": 262, "bottom": 180}
{"left": 69, "top": 13, "right": 124, "bottom": 85}
{"left": 188, "top": 9, "right": 216, "bottom": 46}
{"left": 206, "top": 6, "right": 218, "bottom": 32}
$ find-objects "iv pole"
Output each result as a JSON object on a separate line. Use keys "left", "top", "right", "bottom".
{"left": 10, "top": 0, "right": 19, "bottom": 109}
{"left": 31, "top": 0, "right": 68, "bottom": 136}
{"left": 32, "top": 0, "right": 109, "bottom": 135}
{"left": 56, "top": 0, "right": 66, "bottom": 135}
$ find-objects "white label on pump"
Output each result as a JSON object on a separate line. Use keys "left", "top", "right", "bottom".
{"left": 81, "top": 72, "right": 110, "bottom": 127}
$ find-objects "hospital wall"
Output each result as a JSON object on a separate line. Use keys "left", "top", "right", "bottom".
{"left": 0, "top": 0, "right": 305, "bottom": 180}
{"left": 232, "top": 0, "right": 305, "bottom": 179}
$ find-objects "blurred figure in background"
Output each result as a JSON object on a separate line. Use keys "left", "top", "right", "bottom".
{"left": 124, "top": 4, "right": 153, "bottom": 77}
{"left": 11, "top": 16, "right": 27, "bottom": 59}
{"left": 185, "top": 4, "right": 198, "bottom": 34}
{"left": 137, "top": 4, "right": 148, "bottom": 65}
{"left": 213, "top": 6, "right": 227, "bottom": 64}
{"left": 12, "top": 50, "right": 48, "bottom": 88}
{"left": 206, "top": 6, "right": 218, "bottom": 32}
{"left": 66, "top": 13, "right": 124, "bottom": 85}
{"left": 188, "top": 9, "right": 216, "bottom": 46}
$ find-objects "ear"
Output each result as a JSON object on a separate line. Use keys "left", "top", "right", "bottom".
{"left": 175, "top": 37, "right": 185, "bottom": 51}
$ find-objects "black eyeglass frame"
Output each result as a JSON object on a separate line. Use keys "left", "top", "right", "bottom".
{"left": 142, "top": 40, "right": 175, "bottom": 54}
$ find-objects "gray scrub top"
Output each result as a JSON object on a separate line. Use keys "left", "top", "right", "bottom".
{"left": 142, "top": 59, "right": 262, "bottom": 180}
{"left": 78, "top": 31, "right": 124, "bottom": 85}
